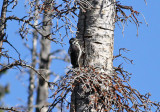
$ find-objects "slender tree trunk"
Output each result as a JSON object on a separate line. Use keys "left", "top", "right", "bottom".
{"left": 35, "top": 1, "right": 53, "bottom": 112}
{"left": 0, "top": 0, "right": 8, "bottom": 52}
{"left": 70, "top": 0, "right": 116, "bottom": 111}
{"left": 28, "top": 0, "right": 39, "bottom": 112}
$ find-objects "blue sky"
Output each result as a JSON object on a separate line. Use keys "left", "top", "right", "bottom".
{"left": 114, "top": 0, "right": 160, "bottom": 102}
{"left": 1, "top": 0, "right": 160, "bottom": 109}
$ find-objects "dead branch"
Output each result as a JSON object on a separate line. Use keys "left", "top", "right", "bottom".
{"left": 47, "top": 66, "right": 160, "bottom": 111}
{"left": 116, "top": 1, "right": 147, "bottom": 36}
{"left": 3, "top": 39, "right": 21, "bottom": 60}
{"left": 0, "top": 107, "right": 20, "bottom": 112}
{"left": 0, "top": 60, "right": 57, "bottom": 87}
{"left": 113, "top": 48, "right": 133, "bottom": 64}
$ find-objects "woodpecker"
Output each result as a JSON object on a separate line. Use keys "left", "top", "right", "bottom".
{"left": 68, "top": 38, "right": 82, "bottom": 68}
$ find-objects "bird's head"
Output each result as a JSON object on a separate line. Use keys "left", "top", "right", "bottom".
{"left": 69, "top": 38, "right": 79, "bottom": 45}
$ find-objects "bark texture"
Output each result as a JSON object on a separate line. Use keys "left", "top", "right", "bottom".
{"left": 78, "top": 0, "right": 115, "bottom": 72}
{"left": 35, "top": 1, "right": 52, "bottom": 111}
{"left": 0, "top": 0, "right": 8, "bottom": 52}
{"left": 71, "top": 0, "right": 116, "bottom": 111}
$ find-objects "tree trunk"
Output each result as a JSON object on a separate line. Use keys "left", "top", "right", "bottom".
{"left": 28, "top": 0, "right": 39, "bottom": 112}
{"left": 35, "top": 1, "right": 53, "bottom": 112}
{"left": 70, "top": 0, "right": 116, "bottom": 111}
{"left": 0, "top": 0, "right": 8, "bottom": 53}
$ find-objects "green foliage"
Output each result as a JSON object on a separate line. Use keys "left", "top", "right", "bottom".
{"left": 0, "top": 70, "right": 7, "bottom": 76}
{"left": 0, "top": 84, "right": 10, "bottom": 99}
{"left": 0, "top": 69, "right": 9, "bottom": 112}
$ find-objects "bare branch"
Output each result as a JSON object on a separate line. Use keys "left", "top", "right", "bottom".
{"left": 113, "top": 48, "right": 133, "bottom": 64}
{"left": 116, "top": 2, "right": 147, "bottom": 36}
{"left": 0, "top": 106, "right": 19, "bottom": 112}
{"left": 47, "top": 66, "right": 160, "bottom": 111}
{"left": 3, "top": 39, "right": 21, "bottom": 60}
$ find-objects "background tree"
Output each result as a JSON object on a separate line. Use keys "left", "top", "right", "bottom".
{"left": 0, "top": 0, "right": 70, "bottom": 111}
{"left": 0, "top": 0, "right": 74, "bottom": 111}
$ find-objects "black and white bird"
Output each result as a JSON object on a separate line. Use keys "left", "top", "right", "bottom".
{"left": 68, "top": 38, "right": 82, "bottom": 68}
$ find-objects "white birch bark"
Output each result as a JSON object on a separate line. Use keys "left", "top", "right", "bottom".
{"left": 71, "top": 0, "right": 116, "bottom": 111}
{"left": 78, "top": 0, "right": 115, "bottom": 73}
{"left": 28, "top": 0, "right": 39, "bottom": 112}
{"left": 35, "top": 1, "right": 53, "bottom": 112}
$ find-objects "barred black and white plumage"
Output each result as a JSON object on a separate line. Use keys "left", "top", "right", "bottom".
{"left": 68, "top": 38, "right": 82, "bottom": 68}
